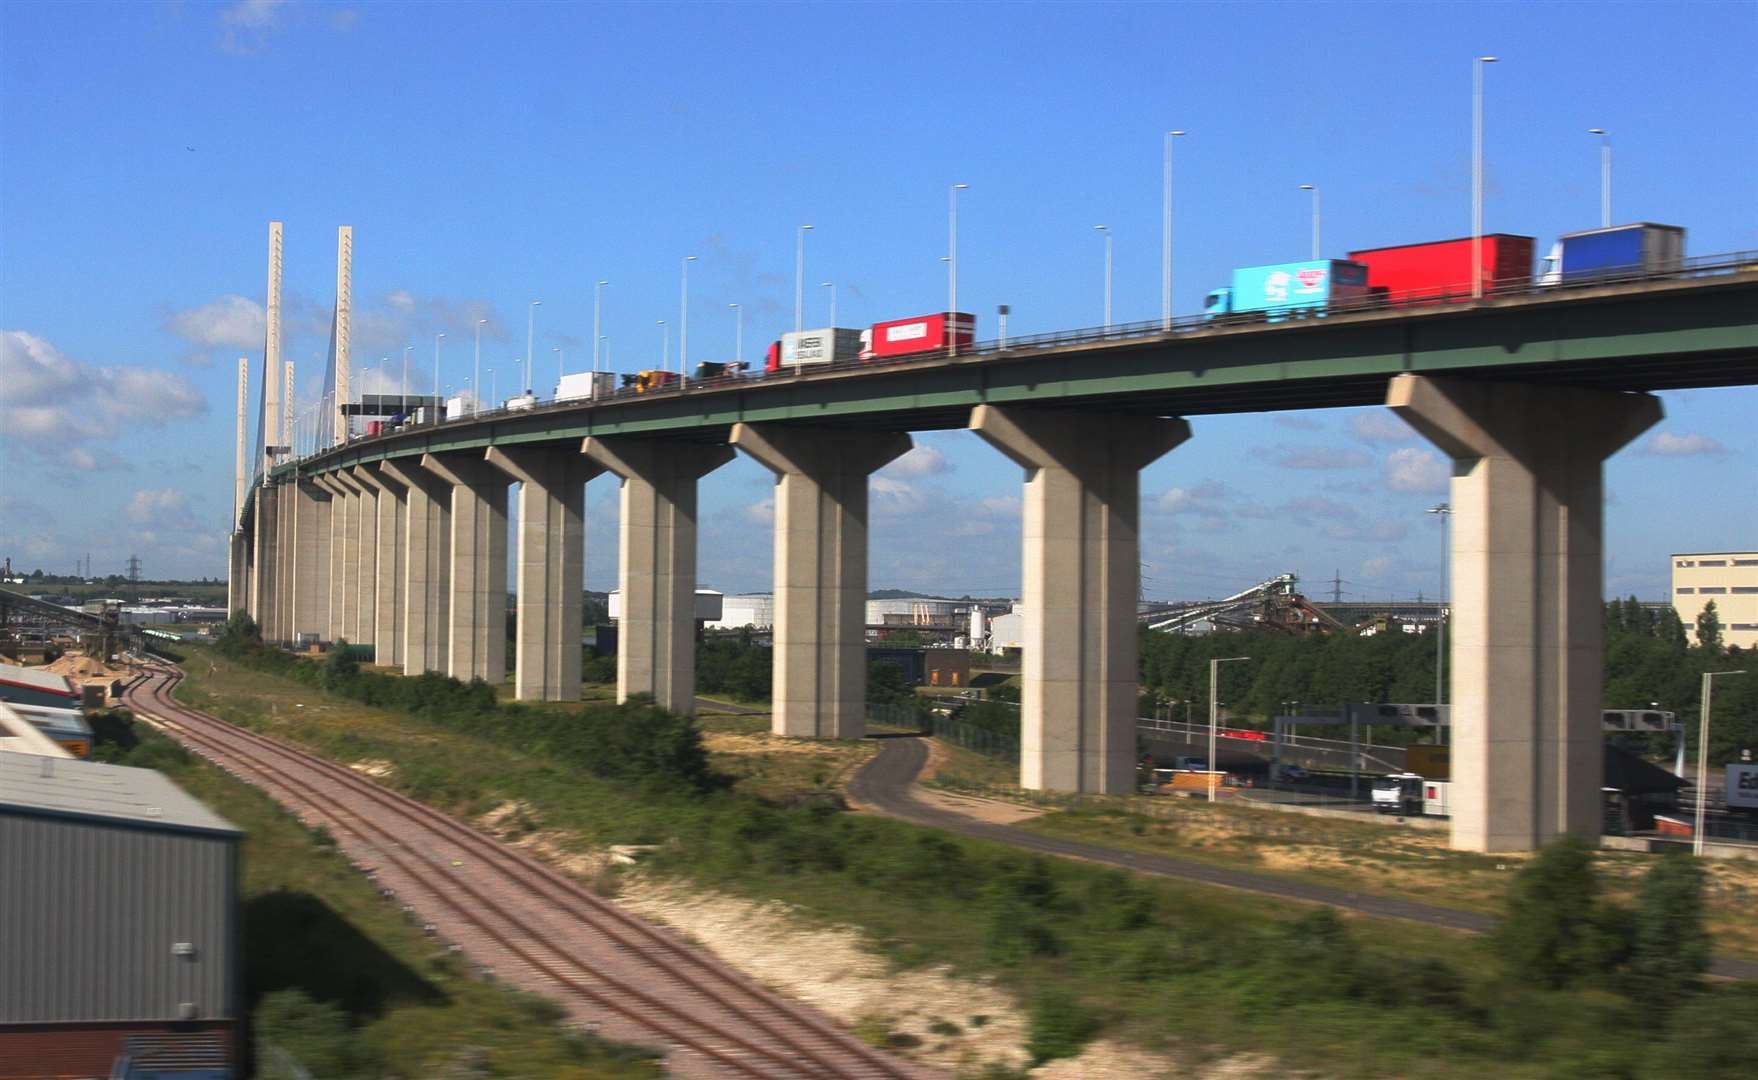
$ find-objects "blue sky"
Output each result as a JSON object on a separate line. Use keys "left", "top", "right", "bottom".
{"left": 2, "top": 0, "right": 1753, "bottom": 601}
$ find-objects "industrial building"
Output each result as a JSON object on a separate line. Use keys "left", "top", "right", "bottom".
{"left": 1672, "top": 551, "right": 1758, "bottom": 649}
{"left": 0, "top": 752, "right": 242, "bottom": 1077}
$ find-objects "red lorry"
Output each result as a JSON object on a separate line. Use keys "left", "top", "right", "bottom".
{"left": 1346, "top": 234, "right": 1535, "bottom": 305}
{"left": 863, "top": 312, "right": 975, "bottom": 359}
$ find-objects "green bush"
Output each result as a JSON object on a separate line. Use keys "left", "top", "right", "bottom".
{"left": 255, "top": 988, "right": 373, "bottom": 1079}
{"left": 1026, "top": 988, "right": 1102, "bottom": 1065}
{"left": 1491, "top": 836, "right": 1626, "bottom": 989}
{"left": 1628, "top": 852, "right": 1710, "bottom": 1002}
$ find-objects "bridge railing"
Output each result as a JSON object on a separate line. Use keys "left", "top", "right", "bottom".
{"left": 292, "top": 248, "right": 1758, "bottom": 468}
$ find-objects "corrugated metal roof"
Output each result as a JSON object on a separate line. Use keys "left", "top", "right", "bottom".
{"left": 0, "top": 751, "right": 240, "bottom": 835}
{"left": 0, "top": 659, "right": 78, "bottom": 697}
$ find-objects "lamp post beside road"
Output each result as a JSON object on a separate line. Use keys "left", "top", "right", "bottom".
{"left": 1209, "top": 656, "right": 1251, "bottom": 803}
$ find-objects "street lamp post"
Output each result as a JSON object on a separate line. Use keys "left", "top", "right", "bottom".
{"left": 1428, "top": 503, "right": 1452, "bottom": 737}
{"left": 680, "top": 255, "right": 697, "bottom": 381}
{"left": 1208, "top": 656, "right": 1251, "bottom": 803}
{"left": 487, "top": 367, "right": 495, "bottom": 409}
{"left": 1093, "top": 225, "right": 1113, "bottom": 331}
{"left": 512, "top": 356, "right": 522, "bottom": 394}
{"left": 821, "top": 281, "right": 836, "bottom": 328}
{"left": 1694, "top": 670, "right": 1746, "bottom": 856}
{"left": 593, "top": 280, "right": 609, "bottom": 373}
{"left": 401, "top": 345, "right": 412, "bottom": 404}
{"left": 1163, "top": 130, "right": 1186, "bottom": 331}
{"left": 473, "top": 319, "right": 486, "bottom": 416}
{"left": 794, "top": 225, "right": 813, "bottom": 333}
{"left": 552, "top": 346, "right": 563, "bottom": 395}
{"left": 432, "top": 333, "right": 445, "bottom": 419}
{"left": 1299, "top": 184, "right": 1321, "bottom": 259}
{"left": 1472, "top": 56, "right": 1499, "bottom": 299}
{"left": 526, "top": 300, "right": 542, "bottom": 390}
{"left": 729, "top": 303, "right": 743, "bottom": 365}
{"left": 1589, "top": 128, "right": 1612, "bottom": 228}
{"left": 657, "top": 320, "right": 668, "bottom": 370}
{"left": 948, "top": 183, "right": 969, "bottom": 356}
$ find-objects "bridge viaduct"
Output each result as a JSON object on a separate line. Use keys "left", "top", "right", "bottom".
{"left": 232, "top": 269, "right": 1758, "bottom": 853}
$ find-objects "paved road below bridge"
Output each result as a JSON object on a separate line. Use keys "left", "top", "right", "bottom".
{"left": 847, "top": 735, "right": 1758, "bottom": 981}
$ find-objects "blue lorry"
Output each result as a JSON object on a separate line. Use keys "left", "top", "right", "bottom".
{"left": 1537, "top": 223, "right": 1686, "bottom": 284}
{"left": 1204, "top": 259, "right": 1371, "bottom": 320}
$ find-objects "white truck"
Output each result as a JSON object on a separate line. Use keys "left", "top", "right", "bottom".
{"left": 1373, "top": 773, "right": 1450, "bottom": 817}
{"left": 555, "top": 372, "right": 617, "bottom": 402}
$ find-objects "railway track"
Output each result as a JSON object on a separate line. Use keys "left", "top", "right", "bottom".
{"left": 123, "top": 664, "right": 935, "bottom": 1080}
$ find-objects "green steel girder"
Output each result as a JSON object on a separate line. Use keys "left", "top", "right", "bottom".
{"left": 272, "top": 274, "right": 1758, "bottom": 491}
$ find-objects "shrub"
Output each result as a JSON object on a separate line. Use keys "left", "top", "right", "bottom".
{"left": 254, "top": 989, "right": 363, "bottom": 1079}
{"left": 1628, "top": 853, "right": 1710, "bottom": 1002}
{"left": 1025, "top": 988, "right": 1101, "bottom": 1065}
{"left": 1491, "top": 836, "right": 1626, "bottom": 989}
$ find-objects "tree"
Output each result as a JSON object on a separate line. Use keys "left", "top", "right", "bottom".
{"left": 1696, "top": 601, "right": 1724, "bottom": 654}
{"left": 1492, "top": 835, "right": 1626, "bottom": 989}
{"left": 867, "top": 661, "right": 914, "bottom": 706}
{"left": 1628, "top": 853, "right": 1710, "bottom": 1002}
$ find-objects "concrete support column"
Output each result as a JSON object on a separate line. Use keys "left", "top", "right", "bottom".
{"left": 249, "top": 485, "right": 278, "bottom": 638}
{"left": 971, "top": 405, "right": 1190, "bottom": 794}
{"left": 227, "top": 531, "right": 248, "bottom": 616}
{"left": 380, "top": 459, "right": 452, "bottom": 675}
{"left": 354, "top": 465, "right": 406, "bottom": 668}
{"left": 1389, "top": 374, "right": 1662, "bottom": 852}
{"left": 332, "top": 470, "right": 379, "bottom": 647}
{"left": 289, "top": 480, "right": 332, "bottom": 642}
{"left": 484, "top": 447, "right": 600, "bottom": 702}
{"left": 325, "top": 477, "right": 359, "bottom": 644}
{"left": 272, "top": 482, "right": 297, "bottom": 645}
{"left": 731, "top": 423, "right": 911, "bottom": 738}
{"left": 421, "top": 453, "right": 509, "bottom": 686}
{"left": 584, "top": 438, "right": 734, "bottom": 714}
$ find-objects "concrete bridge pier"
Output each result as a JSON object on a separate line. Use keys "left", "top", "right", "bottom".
{"left": 421, "top": 453, "right": 508, "bottom": 687}
{"left": 289, "top": 480, "right": 332, "bottom": 644}
{"left": 332, "top": 469, "right": 378, "bottom": 648}
{"left": 731, "top": 423, "right": 911, "bottom": 739}
{"left": 273, "top": 482, "right": 298, "bottom": 645}
{"left": 1388, "top": 374, "right": 1662, "bottom": 852}
{"left": 971, "top": 404, "right": 1191, "bottom": 794}
{"left": 484, "top": 446, "right": 600, "bottom": 702}
{"left": 585, "top": 438, "right": 735, "bottom": 714}
{"left": 227, "top": 531, "right": 248, "bottom": 617}
{"left": 312, "top": 475, "right": 358, "bottom": 645}
{"left": 355, "top": 464, "right": 406, "bottom": 669}
{"left": 380, "top": 459, "right": 452, "bottom": 676}
{"left": 248, "top": 484, "right": 278, "bottom": 637}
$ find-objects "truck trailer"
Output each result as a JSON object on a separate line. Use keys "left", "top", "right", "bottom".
{"left": 1346, "top": 234, "right": 1535, "bottom": 302}
{"left": 1204, "top": 259, "right": 1370, "bottom": 319}
{"left": 864, "top": 312, "right": 974, "bottom": 359}
{"left": 1538, "top": 223, "right": 1686, "bottom": 284}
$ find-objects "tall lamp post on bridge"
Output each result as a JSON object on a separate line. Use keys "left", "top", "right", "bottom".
{"left": 1163, "top": 129, "right": 1186, "bottom": 331}
{"left": 729, "top": 303, "right": 743, "bottom": 365}
{"left": 552, "top": 346, "right": 564, "bottom": 393}
{"left": 432, "top": 333, "right": 445, "bottom": 419}
{"left": 1299, "top": 184, "right": 1321, "bottom": 259}
{"left": 1588, "top": 128, "right": 1612, "bottom": 227}
{"left": 1471, "top": 55, "right": 1499, "bottom": 299}
{"left": 948, "top": 183, "right": 969, "bottom": 357}
{"left": 1694, "top": 670, "right": 1746, "bottom": 856}
{"left": 1428, "top": 503, "right": 1452, "bottom": 735}
{"left": 657, "top": 320, "right": 668, "bottom": 371}
{"left": 680, "top": 255, "right": 697, "bottom": 383}
{"left": 473, "top": 319, "right": 487, "bottom": 416}
{"left": 1209, "top": 656, "right": 1251, "bottom": 803}
{"left": 821, "top": 281, "right": 836, "bottom": 329}
{"left": 401, "top": 345, "right": 413, "bottom": 404}
{"left": 794, "top": 224, "right": 813, "bottom": 334}
{"left": 593, "top": 281, "right": 609, "bottom": 373}
{"left": 1094, "top": 225, "right": 1113, "bottom": 331}
{"left": 526, "top": 300, "right": 542, "bottom": 395}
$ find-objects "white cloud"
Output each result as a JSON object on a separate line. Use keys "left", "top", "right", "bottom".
{"left": 218, "top": 0, "right": 290, "bottom": 54}
{"left": 743, "top": 496, "right": 774, "bottom": 524}
{"left": 881, "top": 445, "right": 952, "bottom": 478}
{"left": 1272, "top": 413, "right": 1323, "bottom": 431}
{"left": 1348, "top": 411, "right": 1417, "bottom": 444}
{"left": 0, "top": 331, "right": 208, "bottom": 447}
{"left": 126, "top": 489, "right": 198, "bottom": 531}
{"left": 1383, "top": 446, "right": 1450, "bottom": 494}
{"left": 163, "top": 295, "right": 265, "bottom": 350}
{"left": 1645, "top": 431, "right": 1727, "bottom": 457}
{"left": 1251, "top": 444, "right": 1373, "bottom": 470}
